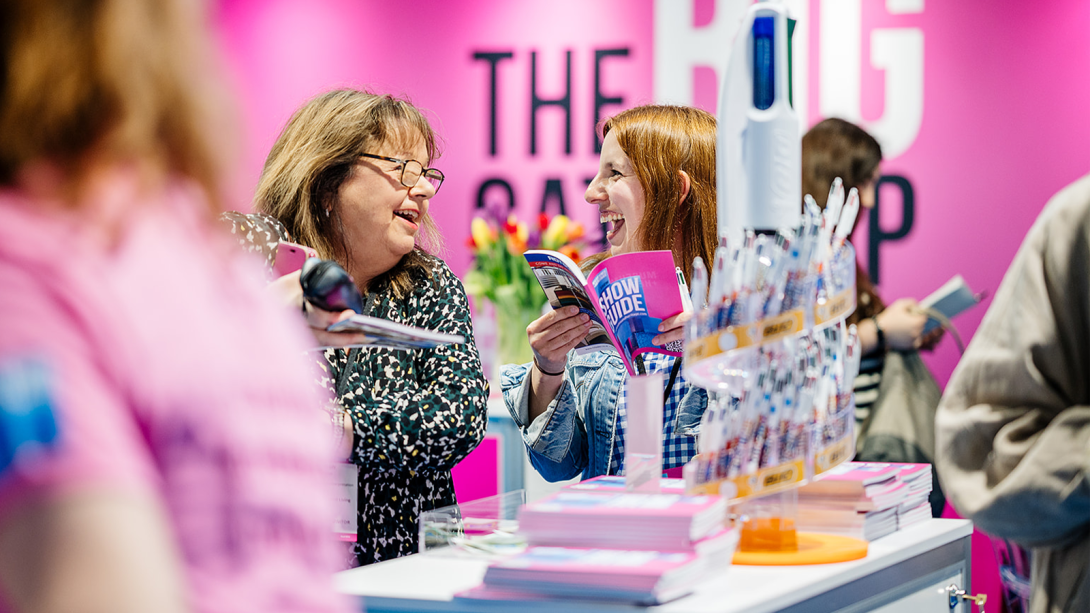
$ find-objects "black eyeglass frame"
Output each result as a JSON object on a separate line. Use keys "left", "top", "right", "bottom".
{"left": 358, "top": 153, "right": 444, "bottom": 193}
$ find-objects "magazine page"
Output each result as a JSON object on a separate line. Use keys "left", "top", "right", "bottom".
{"left": 587, "top": 250, "right": 686, "bottom": 374}
{"left": 325, "top": 314, "right": 464, "bottom": 350}
{"left": 523, "top": 250, "right": 613, "bottom": 353}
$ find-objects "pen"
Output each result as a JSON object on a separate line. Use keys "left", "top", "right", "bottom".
{"left": 690, "top": 257, "right": 707, "bottom": 304}
{"left": 823, "top": 177, "right": 845, "bottom": 234}
{"left": 709, "top": 244, "right": 730, "bottom": 307}
{"left": 834, "top": 186, "right": 859, "bottom": 239}
{"left": 688, "top": 257, "right": 708, "bottom": 339}
{"left": 676, "top": 266, "right": 694, "bottom": 312}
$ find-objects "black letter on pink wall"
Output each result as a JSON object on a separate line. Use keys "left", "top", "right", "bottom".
{"left": 472, "top": 51, "right": 514, "bottom": 157}
{"left": 540, "top": 179, "right": 566, "bottom": 217}
{"left": 868, "top": 174, "right": 915, "bottom": 285}
{"left": 476, "top": 178, "right": 516, "bottom": 214}
{"left": 530, "top": 50, "right": 572, "bottom": 156}
{"left": 593, "top": 48, "right": 629, "bottom": 154}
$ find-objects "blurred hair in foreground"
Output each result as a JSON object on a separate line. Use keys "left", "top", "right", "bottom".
{"left": 0, "top": 0, "right": 234, "bottom": 212}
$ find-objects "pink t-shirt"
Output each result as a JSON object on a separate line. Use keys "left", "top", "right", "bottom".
{"left": 0, "top": 175, "right": 352, "bottom": 613}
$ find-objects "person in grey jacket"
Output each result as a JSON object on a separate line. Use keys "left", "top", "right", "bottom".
{"left": 502, "top": 105, "right": 719, "bottom": 482}
{"left": 936, "top": 174, "right": 1090, "bottom": 613}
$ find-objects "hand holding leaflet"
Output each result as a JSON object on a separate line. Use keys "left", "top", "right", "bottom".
{"left": 299, "top": 258, "right": 464, "bottom": 350}
{"left": 325, "top": 316, "right": 465, "bottom": 350}
{"left": 918, "top": 274, "right": 985, "bottom": 334}
{"left": 523, "top": 249, "right": 688, "bottom": 376}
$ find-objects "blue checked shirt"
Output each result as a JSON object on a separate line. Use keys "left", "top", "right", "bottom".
{"left": 609, "top": 353, "right": 697, "bottom": 475}
{"left": 503, "top": 348, "right": 708, "bottom": 483}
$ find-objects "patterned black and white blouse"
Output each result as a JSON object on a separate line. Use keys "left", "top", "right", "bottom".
{"left": 318, "top": 253, "right": 488, "bottom": 567}
{"left": 221, "top": 213, "right": 488, "bottom": 567}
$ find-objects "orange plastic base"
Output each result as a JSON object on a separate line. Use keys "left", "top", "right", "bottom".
{"left": 732, "top": 532, "right": 868, "bottom": 566}
{"left": 738, "top": 517, "right": 798, "bottom": 552}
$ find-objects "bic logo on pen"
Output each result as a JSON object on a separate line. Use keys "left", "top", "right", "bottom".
{"left": 654, "top": 0, "right": 924, "bottom": 282}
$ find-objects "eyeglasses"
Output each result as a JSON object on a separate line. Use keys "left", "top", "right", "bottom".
{"left": 359, "top": 153, "right": 444, "bottom": 193}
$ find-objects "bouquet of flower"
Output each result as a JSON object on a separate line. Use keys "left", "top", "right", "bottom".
{"left": 463, "top": 211, "right": 586, "bottom": 365}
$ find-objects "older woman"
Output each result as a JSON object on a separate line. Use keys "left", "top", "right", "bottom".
{"left": 254, "top": 89, "right": 488, "bottom": 566}
{"left": 501, "top": 105, "right": 718, "bottom": 482}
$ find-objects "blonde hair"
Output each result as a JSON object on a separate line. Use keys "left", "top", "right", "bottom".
{"left": 0, "top": 0, "right": 231, "bottom": 210}
{"left": 584, "top": 105, "right": 718, "bottom": 284}
{"left": 254, "top": 89, "right": 443, "bottom": 297}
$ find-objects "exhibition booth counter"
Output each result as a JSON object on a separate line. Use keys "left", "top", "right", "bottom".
{"left": 335, "top": 518, "right": 974, "bottom": 613}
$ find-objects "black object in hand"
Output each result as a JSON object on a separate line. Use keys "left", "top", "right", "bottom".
{"left": 300, "top": 258, "right": 364, "bottom": 314}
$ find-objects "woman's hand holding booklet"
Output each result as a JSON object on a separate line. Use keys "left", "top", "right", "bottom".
{"left": 524, "top": 249, "right": 689, "bottom": 376}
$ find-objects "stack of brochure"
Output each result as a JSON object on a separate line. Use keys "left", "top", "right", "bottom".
{"left": 464, "top": 546, "right": 715, "bottom": 606}
{"left": 517, "top": 490, "right": 728, "bottom": 551}
{"left": 893, "top": 463, "right": 934, "bottom": 529}
{"left": 795, "top": 463, "right": 911, "bottom": 541}
{"left": 796, "top": 505, "right": 899, "bottom": 541}
{"left": 458, "top": 488, "right": 735, "bottom": 606}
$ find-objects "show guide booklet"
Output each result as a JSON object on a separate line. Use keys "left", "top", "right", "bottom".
{"left": 524, "top": 249, "right": 689, "bottom": 376}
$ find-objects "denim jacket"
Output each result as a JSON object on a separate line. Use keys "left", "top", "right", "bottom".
{"left": 501, "top": 350, "right": 709, "bottom": 482}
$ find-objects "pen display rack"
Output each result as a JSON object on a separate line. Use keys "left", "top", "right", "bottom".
{"left": 681, "top": 235, "right": 860, "bottom": 503}
{"left": 678, "top": 212, "right": 862, "bottom": 561}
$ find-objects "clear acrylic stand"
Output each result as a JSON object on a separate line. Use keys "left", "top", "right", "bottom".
{"left": 419, "top": 489, "right": 526, "bottom": 556}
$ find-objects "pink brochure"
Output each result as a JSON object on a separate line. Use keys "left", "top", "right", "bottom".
{"left": 524, "top": 250, "right": 687, "bottom": 375}
{"left": 892, "top": 463, "right": 932, "bottom": 483}
{"left": 801, "top": 462, "right": 902, "bottom": 496}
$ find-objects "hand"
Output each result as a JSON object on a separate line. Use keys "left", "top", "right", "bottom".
{"left": 303, "top": 304, "right": 377, "bottom": 348}
{"left": 265, "top": 269, "right": 304, "bottom": 308}
{"left": 265, "top": 270, "right": 374, "bottom": 348}
{"left": 527, "top": 305, "right": 591, "bottom": 373}
{"left": 652, "top": 310, "right": 692, "bottom": 346}
{"left": 876, "top": 298, "right": 928, "bottom": 351}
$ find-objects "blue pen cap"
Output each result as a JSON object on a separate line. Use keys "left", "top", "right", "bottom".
{"left": 0, "top": 357, "right": 60, "bottom": 475}
{"left": 752, "top": 16, "right": 776, "bottom": 110}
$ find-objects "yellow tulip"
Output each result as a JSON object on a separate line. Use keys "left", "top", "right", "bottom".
{"left": 471, "top": 217, "right": 493, "bottom": 250}
{"left": 543, "top": 214, "right": 569, "bottom": 246}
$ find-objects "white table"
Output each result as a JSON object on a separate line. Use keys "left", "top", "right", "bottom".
{"left": 335, "top": 518, "right": 974, "bottom": 612}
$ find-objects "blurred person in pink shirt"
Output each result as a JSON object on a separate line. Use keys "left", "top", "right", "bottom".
{"left": 0, "top": 1, "right": 353, "bottom": 612}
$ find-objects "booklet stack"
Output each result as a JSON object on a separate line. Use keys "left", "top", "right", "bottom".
{"left": 795, "top": 463, "right": 914, "bottom": 541}
{"left": 459, "top": 487, "right": 734, "bottom": 606}
{"left": 518, "top": 489, "right": 728, "bottom": 551}
{"left": 466, "top": 546, "right": 716, "bottom": 606}
{"left": 893, "top": 464, "right": 934, "bottom": 529}
{"left": 795, "top": 505, "right": 899, "bottom": 542}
